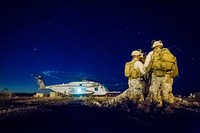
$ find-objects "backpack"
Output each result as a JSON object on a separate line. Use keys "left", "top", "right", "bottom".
{"left": 171, "top": 63, "right": 179, "bottom": 77}
{"left": 124, "top": 60, "right": 140, "bottom": 79}
{"left": 152, "top": 48, "right": 177, "bottom": 71}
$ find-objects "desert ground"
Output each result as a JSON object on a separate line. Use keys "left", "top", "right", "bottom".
{"left": 0, "top": 96, "right": 200, "bottom": 133}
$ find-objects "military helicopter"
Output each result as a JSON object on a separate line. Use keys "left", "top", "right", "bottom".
{"left": 34, "top": 75, "right": 108, "bottom": 96}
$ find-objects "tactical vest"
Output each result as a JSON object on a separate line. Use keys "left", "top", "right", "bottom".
{"left": 152, "top": 48, "right": 177, "bottom": 77}
{"left": 124, "top": 60, "right": 141, "bottom": 79}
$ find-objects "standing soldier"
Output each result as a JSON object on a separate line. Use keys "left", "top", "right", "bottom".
{"left": 124, "top": 50, "right": 146, "bottom": 106}
{"left": 144, "top": 40, "right": 178, "bottom": 111}
{"left": 101, "top": 50, "right": 146, "bottom": 109}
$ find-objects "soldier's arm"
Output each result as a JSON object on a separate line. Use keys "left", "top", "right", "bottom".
{"left": 144, "top": 51, "right": 153, "bottom": 68}
{"left": 135, "top": 61, "right": 146, "bottom": 75}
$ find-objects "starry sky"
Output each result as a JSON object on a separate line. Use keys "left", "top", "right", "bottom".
{"left": 0, "top": 0, "right": 199, "bottom": 94}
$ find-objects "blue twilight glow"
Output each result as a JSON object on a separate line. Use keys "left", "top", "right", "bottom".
{"left": 0, "top": 0, "right": 199, "bottom": 94}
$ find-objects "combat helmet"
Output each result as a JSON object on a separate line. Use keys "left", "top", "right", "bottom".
{"left": 131, "top": 50, "right": 142, "bottom": 56}
{"left": 151, "top": 40, "right": 163, "bottom": 48}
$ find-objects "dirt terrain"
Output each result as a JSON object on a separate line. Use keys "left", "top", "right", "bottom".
{"left": 0, "top": 97, "right": 200, "bottom": 133}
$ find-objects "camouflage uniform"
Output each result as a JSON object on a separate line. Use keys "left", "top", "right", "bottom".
{"left": 144, "top": 40, "right": 176, "bottom": 107}
{"left": 127, "top": 78, "right": 145, "bottom": 103}
{"left": 103, "top": 57, "right": 145, "bottom": 108}
{"left": 148, "top": 73, "right": 174, "bottom": 107}
{"left": 105, "top": 78, "right": 145, "bottom": 105}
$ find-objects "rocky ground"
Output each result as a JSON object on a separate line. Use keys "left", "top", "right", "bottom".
{"left": 0, "top": 97, "right": 200, "bottom": 133}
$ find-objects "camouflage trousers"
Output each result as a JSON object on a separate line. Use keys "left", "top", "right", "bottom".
{"left": 147, "top": 73, "right": 174, "bottom": 107}
{"left": 103, "top": 78, "right": 145, "bottom": 106}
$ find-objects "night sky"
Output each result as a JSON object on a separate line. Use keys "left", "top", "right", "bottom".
{"left": 0, "top": 0, "right": 199, "bottom": 94}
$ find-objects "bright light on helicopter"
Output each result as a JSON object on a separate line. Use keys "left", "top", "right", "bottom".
{"left": 77, "top": 88, "right": 82, "bottom": 93}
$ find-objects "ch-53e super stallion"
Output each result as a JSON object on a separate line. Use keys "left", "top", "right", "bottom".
{"left": 34, "top": 75, "right": 109, "bottom": 96}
